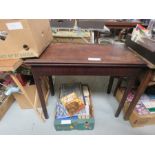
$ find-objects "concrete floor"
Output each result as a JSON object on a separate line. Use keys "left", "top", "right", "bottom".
{"left": 0, "top": 76, "right": 155, "bottom": 135}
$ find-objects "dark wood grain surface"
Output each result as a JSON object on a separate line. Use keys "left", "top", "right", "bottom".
{"left": 25, "top": 43, "right": 146, "bottom": 66}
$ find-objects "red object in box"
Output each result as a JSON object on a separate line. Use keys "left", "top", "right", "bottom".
{"left": 15, "top": 74, "right": 27, "bottom": 86}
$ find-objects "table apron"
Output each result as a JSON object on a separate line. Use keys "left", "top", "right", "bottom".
{"left": 31, "top": 66, "right": 145, "bottom": 77}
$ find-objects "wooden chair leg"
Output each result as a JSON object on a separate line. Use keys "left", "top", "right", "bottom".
{"left": 107, "top": 76, "right": 114, "bottom": 94}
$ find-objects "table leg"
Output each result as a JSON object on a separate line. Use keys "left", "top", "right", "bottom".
{"left": 94, "top": 31, "right": 99, "bottom": 43}
{"left": 124, "top": 70, "right": 153, "bottom": 120}
{"left": 33, "top": 73, "right": 49, "bottom": 119}
{"left": 107, "top": 76, "right": 114, "bottom": 94}
{"left": 113, "top": 77, "right": 123, "bottom": 96}
{"left": 115, "top": 77, "right": 135, "bottom": 117}
{"left": 48, "top": 76, "right": 55, "bottom": 96}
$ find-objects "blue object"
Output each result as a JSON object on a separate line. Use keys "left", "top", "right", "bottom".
{"left": 5, "top": 86, "right": 20, "bottom": 96}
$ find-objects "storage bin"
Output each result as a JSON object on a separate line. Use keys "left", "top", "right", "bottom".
{"left": 54, "top": 84, "right": 95, "bottom": 131}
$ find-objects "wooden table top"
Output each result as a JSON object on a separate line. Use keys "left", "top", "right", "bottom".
{"left": 25, "top": 43, "right": 146, "bottom": 67}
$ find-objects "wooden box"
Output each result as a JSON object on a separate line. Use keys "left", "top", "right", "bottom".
{"left": 116, "top": 88, "right": 155, "bottom": 127}
{"left": 0, "top": 95, "right": 14, "bottom": 120}
{"left": 13, "top": 77, "right": 49, "bottom": 109}
{"left": 0, "top": 19, "right": 52, "bottom": 59}
{"left": 126, "top": 35, "right": 155, "bottom": 64}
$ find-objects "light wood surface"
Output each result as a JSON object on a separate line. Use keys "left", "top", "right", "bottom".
{"left": 10, "top": 74, "right": 45, "bottom": 122}
{"left": 0, "top": 59, "right": 22, "bottom": 71}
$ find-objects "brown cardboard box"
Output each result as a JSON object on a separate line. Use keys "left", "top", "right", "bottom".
{"left": 0, "top": 59, "right": 22, "bottom": 71}
{"left": 0, "top": 95, "right": 14, "bottom": 120}
{"left": 0, "top": 19, "right": 52, "bottom": 59}
{"left": 13, "top": 77, "right": 49, "bottom": 109}
{"left": 116, "top": 88, "right": 155, "bottom": 127}
{"left": 129, "top": 111, "right": 155, "bottom": 128}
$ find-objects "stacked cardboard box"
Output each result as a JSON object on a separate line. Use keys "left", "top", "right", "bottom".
{"left": 0, "top": 20, "right": 52, "bottom": 120}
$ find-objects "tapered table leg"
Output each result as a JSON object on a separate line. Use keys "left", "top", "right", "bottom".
{"left": 48, "top": 76, "right": 55, "bottom": 96}
{"left": 113, "top": 77, "right": 123, "bottom": 96}
{"left": 124, "top": 70, "right": 153, "bottom": 120}
{"left": 107, "top": 76, "right": 114, "bottom": 94}
{"left": 115, "top": 77, "right": 135, "bottom": 117}
{"left": 33, "top": 72, "right": 49, "bottom": 119}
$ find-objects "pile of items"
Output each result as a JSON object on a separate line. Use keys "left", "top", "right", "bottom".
{"left": 116, "top": 86, "right": 155, "bottom": 127}
{"left": 131, "top": 21, "right": 155, "bottom": 52}
{"left": 0, "top": 72, "right": 15, "bottom": 119}
{"left": 117, "top": 87, "right": 155, "bottom": 116}
{"left": 124, "top": 89, "right": 153, "bottom": 115}
{"left": 54, "top": 83, "right": 94, "bottom": 131}
{"left": 0, "top": 19, "right": 52, "bottom": 120}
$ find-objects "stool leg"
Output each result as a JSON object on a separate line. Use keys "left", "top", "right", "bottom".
{"left": 107, "top": 76, "right": 114, "bottom": 94}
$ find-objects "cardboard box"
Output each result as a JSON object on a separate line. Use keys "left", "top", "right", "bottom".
{"left": 0, "top": 59, "right": 22, "bottom": 71}
{"left": 54, "top": 84, "right": 95, "bottom": 131}
{"left": 0, "top": 95, "right": 14, "bottom": 120}
{"left": 13, "top": 77, "right": 49, "bottom": 109}
{"left": 0, "top": 19, "right": 52, "bottom": 59}
{"left": 116, "top": 88, "right": 155, "bottom": 127}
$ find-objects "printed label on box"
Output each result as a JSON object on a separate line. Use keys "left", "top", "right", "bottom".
{"left": 61, "top": 120, "right": 71, "bottom": 124}
{"left": 6, "top": 22, "right": 23, "bottom": 30}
